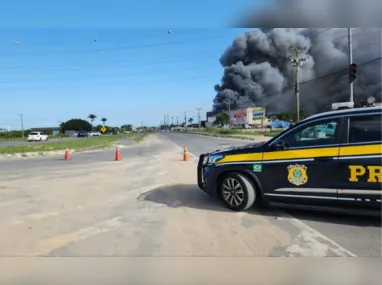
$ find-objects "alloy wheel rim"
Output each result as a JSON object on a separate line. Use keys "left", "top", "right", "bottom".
{"left": 222, "top": 178, "right": 244, "bottom": 207}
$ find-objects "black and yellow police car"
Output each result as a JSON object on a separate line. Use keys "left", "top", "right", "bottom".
{"left": 197, "top": 101, "right": 381, "bottom": 213}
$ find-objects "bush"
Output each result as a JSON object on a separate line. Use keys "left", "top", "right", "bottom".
{"left": 218, "top": 129, "right": 238, "bottom": 135}
{"left": 0, "top": 130, "right": 30, "bottom": 139}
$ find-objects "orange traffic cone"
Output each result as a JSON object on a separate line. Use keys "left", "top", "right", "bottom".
{"left": 115, "top": 146, "right": 121, "bottom": 161}
{"left": 64, "top": 148, "right": 70, "bottom": 161}
{"left": 183, "top": 146, "right": 190, "bottom": 161}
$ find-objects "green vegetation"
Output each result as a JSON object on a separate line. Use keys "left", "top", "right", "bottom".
{"left": 0, "top": 130, "right": 31, "bottom": 140}
{"left": 213, "top": 113, "right": 230, "bottom": 126}
{"left": 0, "top": 134, "right": 135, "bottom": 155}
{"left": 132, "top": 133, "right": 148, "bottom": 143}
{"left": 61, "top": 118, "right": 92, "bottom": 132}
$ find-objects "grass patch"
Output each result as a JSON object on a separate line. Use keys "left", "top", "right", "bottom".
{"left": 0, "top": 134, "right": 134, "bottom": 155}
{"left": 132, "top": 132, "right": 149, "bottom": 143}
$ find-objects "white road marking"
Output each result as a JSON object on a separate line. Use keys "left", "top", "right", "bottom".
{"left": 283, "top": 214, "right": 357, "bottom": 257}
{"left": 164, "top": 135, "right": 357, "bottom": 257}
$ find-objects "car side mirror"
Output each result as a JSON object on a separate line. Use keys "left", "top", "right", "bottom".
{"left": 273, "top": 140, "right": 286, "bottom": 150}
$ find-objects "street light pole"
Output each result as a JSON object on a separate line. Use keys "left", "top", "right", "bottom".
{"left": 196, "top": 108, "right": 202, "bottom": 128}
{"left": 348, "top": 28, "right": 354, "bottom": 103}
{"left": 19, "top": 114, "right": 24, "bottom": 139}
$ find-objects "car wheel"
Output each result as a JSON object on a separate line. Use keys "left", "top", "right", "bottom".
{"left": 219, "top": 172, "right": 256, "bottom": 211}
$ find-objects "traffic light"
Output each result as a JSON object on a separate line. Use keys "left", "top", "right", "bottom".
{"left": 349, "top": 63, "right": 357, "bottom": 83}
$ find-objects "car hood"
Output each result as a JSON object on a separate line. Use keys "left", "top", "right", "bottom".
{"left": 209, "top": 141, "right": 266, "bottom": 156}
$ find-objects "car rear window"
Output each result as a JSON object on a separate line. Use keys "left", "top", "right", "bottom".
{"left": 29, "top": 132, "right": 38, "bottom": 135}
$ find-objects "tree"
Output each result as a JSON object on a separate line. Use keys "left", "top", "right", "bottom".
{"left": 88, "top": 114, "right": 97, "bottom": 131}
{"left": 214, "top": 113, "right": 229, "bottom": 126}
{"left": 188, "top": 118, "right": 194, "bottom": 124}
{"left": 61, "top": 119, "right": 92, "bottom": 132}
{"left": 95, "top": 124, "right": 103, "bottom": 132}
{"left": 101, "top": 117, "right": 107, "bottom": 125}
{"left": 121, "top": 124, "right": 133, "bottom": 132}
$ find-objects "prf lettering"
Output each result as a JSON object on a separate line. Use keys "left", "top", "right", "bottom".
{"left": 349, "top": 165, "right": 382, "bottom": 183}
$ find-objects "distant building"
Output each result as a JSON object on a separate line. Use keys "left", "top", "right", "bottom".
{"left": 31, "top": 127, "right": 59, "bottom": 135}
{"left": 206, "top": 111, "right": 217, "bottom": 127}
{"left": 230, "top": 107, "right": 270, "bottom": 129}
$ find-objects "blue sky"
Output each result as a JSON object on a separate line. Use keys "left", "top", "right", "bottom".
{"left": 0, "top": 0, "right": 265, "bottom": 129}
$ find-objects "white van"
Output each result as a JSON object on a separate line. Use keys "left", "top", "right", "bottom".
{"left": 27, "top": 132, "right": 48, "bottom": 142}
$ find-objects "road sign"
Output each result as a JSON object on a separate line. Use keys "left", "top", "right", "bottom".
{"left": 100, "top": 126, "right": 107, "bottom": 133}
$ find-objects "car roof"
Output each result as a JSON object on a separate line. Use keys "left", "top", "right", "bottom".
{"left": 301, "top": 106, "right": 382, "bottom": 122}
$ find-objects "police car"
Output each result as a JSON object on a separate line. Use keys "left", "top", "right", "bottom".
{"left": 197, "top": 100, "right": 381, "bottom": 212}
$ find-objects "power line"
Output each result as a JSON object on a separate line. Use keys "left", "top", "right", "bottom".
{"left": 1, "top": 28, "right": 363, "bottom": 72}
{"left": 0, "top": 35, "right": 226, "bottom": 57}
{"left": 1, "top": 51, "right": 218, "bottom": 71}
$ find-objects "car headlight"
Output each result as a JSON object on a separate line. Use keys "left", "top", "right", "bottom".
{"left": 208, "top": 154, "right": 224, "bottom": 164}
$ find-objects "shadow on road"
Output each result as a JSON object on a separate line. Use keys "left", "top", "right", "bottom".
{"left": 140, "top": 184, "right": 381, "bottom": 228}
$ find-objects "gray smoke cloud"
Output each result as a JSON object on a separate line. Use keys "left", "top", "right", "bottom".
{"left": 235, "top": 0, "right": 382, "bottom": 28}
{"left": 213, "top": 28, "right": 381, "bottom": 115}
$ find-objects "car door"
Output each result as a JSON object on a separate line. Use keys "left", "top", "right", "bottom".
{"left": 260, "top": 117, "right": 343, "bottom": 206}
{"left": 336, "top": 112, "right": 382, "bottom": 210}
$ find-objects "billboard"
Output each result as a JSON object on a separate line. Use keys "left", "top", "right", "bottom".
{"left": 231, "top": 109, "right": 247, "bottom": 125}
{"left": 252, "top": 108, "right": 265, "bottom": 119}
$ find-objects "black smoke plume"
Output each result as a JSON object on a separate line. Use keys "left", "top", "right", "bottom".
{"left": 213, "top": 28, "right": 381, "bottom": 115}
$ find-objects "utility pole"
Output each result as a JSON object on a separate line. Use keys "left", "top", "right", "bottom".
{"left": 176, "top": 116, "right": 179, "bottom": 125}
{"left": 19, "top": 114, "right": 24, "bottom": 138}
{"left": 290, "top": 46, "right": 308, "bottom": 123}
{"left": 184, "top": 111, "right": 187, "bottom": 127}
{"left": 348, "top": 28, "right": 354, "bottom": 103}
{"left": 167, "top": 114, "right": 169, "bottom": 127}
{"left": 196, "top": 108, "right": 202, "bottom": 128}
{"left": 163, "top": 114, "right": 166, "bottom": 126}
{"left": 58, "top": 121, "right": 62, "bottom": 137}
{"left": 171, "top": 116, "right": 174, "bottom": 125}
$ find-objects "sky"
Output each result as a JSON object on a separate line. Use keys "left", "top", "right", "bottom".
{"left": 0, "top": 0, "right": 267, "bottom": 129}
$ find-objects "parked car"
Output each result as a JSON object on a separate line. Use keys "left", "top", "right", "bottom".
{"left": 77, "top": 131, "right": 88, "bottom": 138}
{"left": 28, "top": 132, "right": 48, "bottom": 142}
{"left": 89, "top": 132, "right": 101, "bottom": 136}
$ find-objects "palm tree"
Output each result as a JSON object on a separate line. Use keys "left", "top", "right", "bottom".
{"left": 88, "top": 114, "right": 97, "bottom": 132}
{"left": 101, "top": 117, "right": 107, "bottom": 126}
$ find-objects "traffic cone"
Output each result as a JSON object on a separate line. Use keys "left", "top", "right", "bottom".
{"left": 183, "top": 146, "right": 190, "bottom": 161}
{"left": 64, "top": 148, "right": 70, "bottom": 161}
{"left": 115, "top": 146, "right": 121, "bottom": 161}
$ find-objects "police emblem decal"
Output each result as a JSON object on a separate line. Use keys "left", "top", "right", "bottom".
{"left": 287, "top": 164, "right": 308, "bottom": 186}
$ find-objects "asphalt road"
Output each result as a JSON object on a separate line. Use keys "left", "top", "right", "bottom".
{"left": 0, "top": 137, "right": 77, "bottom": 147}
{"left": 0, "top": 133, "right": 380, "bottom": 261}
{"left": 0, "top": 138, "right": 138, "bottom": 175}
{"left": 159, "top": 132, "right": 382, "bottom": 257}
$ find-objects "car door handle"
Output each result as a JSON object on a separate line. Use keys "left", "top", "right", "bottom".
{"left": 314, "top": 157, "right": 334, "bottom": 162}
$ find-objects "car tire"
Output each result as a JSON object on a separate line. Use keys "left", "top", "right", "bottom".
{"left": 219, "top": 172, "right": 256, "bottom": 211}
